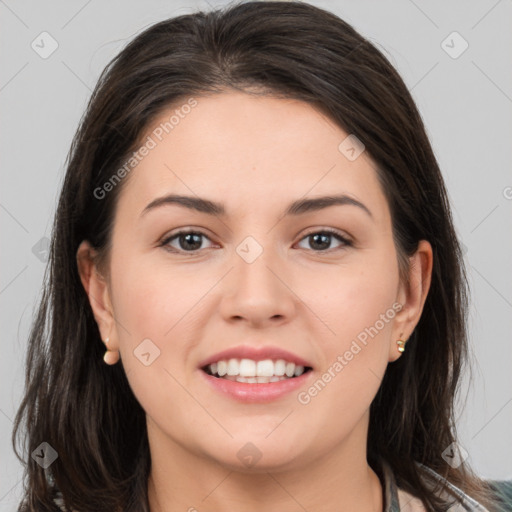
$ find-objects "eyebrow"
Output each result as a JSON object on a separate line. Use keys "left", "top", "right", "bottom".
{"left": 140, "top": 193, "right": 373, "bottom": 220}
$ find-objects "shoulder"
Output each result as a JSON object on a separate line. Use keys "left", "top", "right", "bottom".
{"left": 53, "top": 490, "right": 80, "bottom": 512}
{"left": 378, "top": 457, "right": 512, "bottom": 512}
{"left": 485, "top": 479, "right": 512, "bottom": 511}
{"left": 53, "top": 491, "right": 66, "bottom": 511}
{"left": 416, "top": 463, "right": 512, "bottom": 512}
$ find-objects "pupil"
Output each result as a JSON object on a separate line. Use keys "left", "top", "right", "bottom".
{"left": 181, "top": 233, "right": 202, "bottom": 250}
{"left": 310, "top": 233, "right": 330, "bottom": 250}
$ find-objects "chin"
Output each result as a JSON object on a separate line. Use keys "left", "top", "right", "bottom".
{"left": 205, "top": 441, "right": 304, "bottom": 473}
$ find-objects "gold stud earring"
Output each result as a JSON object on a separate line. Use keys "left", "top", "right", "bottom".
{"left": 396, "top": 339, "right": 407, "bottom": 353}
{"left": 103, "top": 336, "right": 120, "bottom": 365}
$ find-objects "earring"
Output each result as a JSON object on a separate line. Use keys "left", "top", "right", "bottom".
{"left": 396, "top": 339, "right": 407, "bottom": 353}
{"left": 103, "top": 337, "right": 120, "bottom": 365}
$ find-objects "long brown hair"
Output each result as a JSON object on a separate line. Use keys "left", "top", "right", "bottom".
{"left": 12, "top": 1, "right": 500, "bottom": 510}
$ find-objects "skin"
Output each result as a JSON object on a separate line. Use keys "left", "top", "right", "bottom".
{"left": 77, "top": 91, "right": 432, "bottom": 512}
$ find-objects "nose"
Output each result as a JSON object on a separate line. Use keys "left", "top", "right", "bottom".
{"left": 218, "top": 244, "right": 297, "bottom": 328}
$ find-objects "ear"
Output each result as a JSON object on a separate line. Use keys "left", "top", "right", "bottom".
{"left": 388, "top": 240, "right": 433, "bottom": 362}
{"left": 76, "top": 240, "right": 119, "bottom": 351}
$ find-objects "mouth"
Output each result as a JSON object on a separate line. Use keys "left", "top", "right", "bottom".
{"left": 201, "top": 358, "right": 314, "bottom": 384}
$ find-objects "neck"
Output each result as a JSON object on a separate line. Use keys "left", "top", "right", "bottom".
{"left": 146, "top": 413, "right": 383, "bottom": 512}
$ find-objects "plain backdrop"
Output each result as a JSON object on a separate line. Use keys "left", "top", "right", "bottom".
{"left": 1, "top": 0, "right": 511, "bottom": 509}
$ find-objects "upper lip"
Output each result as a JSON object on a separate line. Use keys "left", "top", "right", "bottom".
{"left": 198, "top": 345, "right": 313, "bottom": 369}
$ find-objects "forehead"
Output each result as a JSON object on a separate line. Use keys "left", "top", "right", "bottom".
{"left": 115, "top": 91, "right": 388, "bottom": 222}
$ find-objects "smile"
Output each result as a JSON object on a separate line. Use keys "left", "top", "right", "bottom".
{"left": 202, "top": 358, "right": 313, "bottom": 384}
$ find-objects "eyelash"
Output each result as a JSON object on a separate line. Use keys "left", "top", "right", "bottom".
{"left": 159, "top": 228, "right": 353, "bottom": 255}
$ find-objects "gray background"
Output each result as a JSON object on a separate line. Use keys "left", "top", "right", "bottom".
{"left": 1, "top": 0, "right": 511, "bottom": 509}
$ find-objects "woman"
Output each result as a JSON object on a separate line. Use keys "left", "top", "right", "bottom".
{"left": 12, "top": 1, "right": 512, "bottom": 511}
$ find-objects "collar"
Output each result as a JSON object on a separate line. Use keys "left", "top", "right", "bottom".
{"left": 376, "top": 457, "right": 490, "bottom": 512}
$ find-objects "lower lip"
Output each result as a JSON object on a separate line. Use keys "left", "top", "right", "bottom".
{"left": 199, "top": 369, "right": 313, "bottom": 403}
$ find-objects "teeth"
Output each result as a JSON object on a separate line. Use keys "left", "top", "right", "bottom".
{"left": 236, "top": 375, "right": 290, "bottom": 383}
{"left": 294, "top": 365, "right": 304, "bottom": 376}
{"left": 206, "top": 358, "right": 308, "bottom": 379}
{"left": 239, "top": 359, "right": 256, "bottom": 377}
{"left": 256, "top": 360, "right": 274, "bottom": 377}
{"left": 274, "top": 359, "right": 286, "bottom": 376}
{"left": 227, "top": 359, "right": 239, "bottom": 376}
{"left": 217, "top": 360, "right": 228, "bottom": 376}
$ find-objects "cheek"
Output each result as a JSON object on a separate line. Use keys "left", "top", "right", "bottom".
{"left": 108, "top": 248, "right": 208, "bottom": 407}
{"left": 109, "top": 268, "right": 190, "bottom": 429}
{"left": 110, "top": 245, "right": 201, "bottom": 340}
{"left": 295, "top": 262, "right": 398, "bottom": 443}
{"left": 306, "top": 248, "right": 399, "bottom": 379}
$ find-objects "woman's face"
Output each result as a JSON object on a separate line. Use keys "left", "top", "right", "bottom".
{"left": 79, "top": 91, "right": 431, "bottom": 472}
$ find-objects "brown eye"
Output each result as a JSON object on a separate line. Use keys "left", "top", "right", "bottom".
{"left": 161, "top": 230, "right": 213, "bottom": 253}
{"left": 297, "top": 230, "right": 352, "bottom": 252}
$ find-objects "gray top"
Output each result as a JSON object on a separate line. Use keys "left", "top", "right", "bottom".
{"left": 378, "top": 457, "right": 512, "bottom": 511}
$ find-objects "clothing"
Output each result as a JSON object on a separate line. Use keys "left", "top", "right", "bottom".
{"left": 376, "top": 457, "right": 512, "bottom": 511}
{"left": 52, "top": 460, "right": 512, "bottom": 511}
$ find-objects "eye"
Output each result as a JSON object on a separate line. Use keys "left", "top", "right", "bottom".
{"left": 296, "top": 229, "right": 352, "bottom": 252}
{"left": 160, "top": 230, "right": 214, "bottom": 253}
{"left": 160, "top": 228, "right": 352, "bottom": 255}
